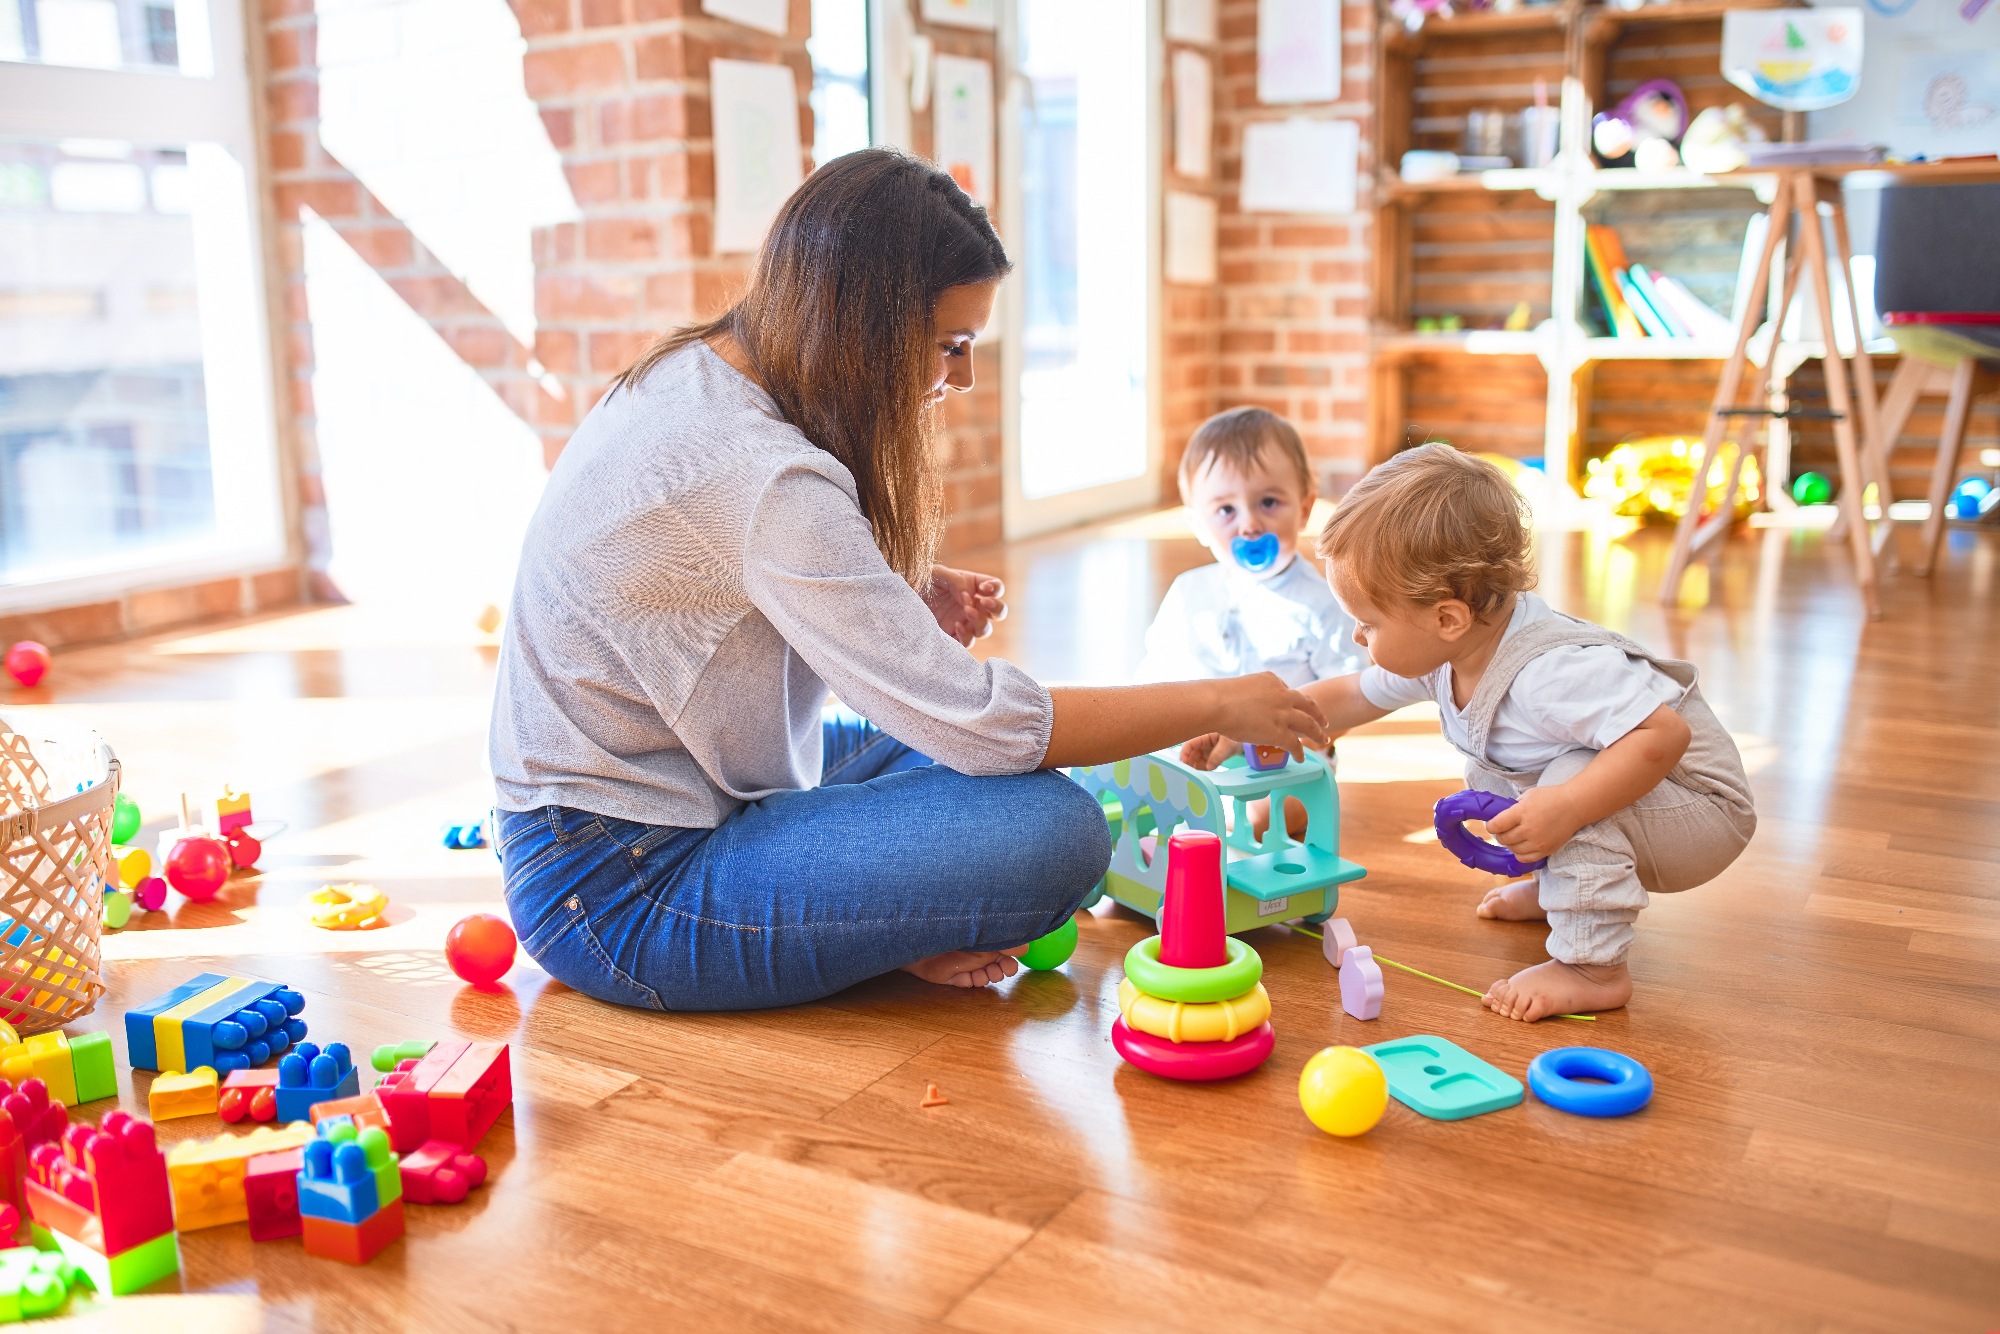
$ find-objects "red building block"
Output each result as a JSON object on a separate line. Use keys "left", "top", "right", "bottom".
{"left": 219, "top": 1068, "right": 281, "bottom": 1124}
{"left": 0, "top": 1081, "right": 67, "bottom": 1150}
{"left": 0, "top": 1102, "right": 27, "bottom": 1237}
{"left": 398, "top": 1140, "right": 486, "bottom": 1205}
{"left": 300, "top": 1196, "right": 404, "bottom": 1264}
{"left": 377, "top": 1043, "right": 509, "bottom": 1153}
{"left": 244, "top": 1147, "right": 305, "bottom": 1242}
{"left": 27, "top": 1113, "right": 174, "bottom": 1259}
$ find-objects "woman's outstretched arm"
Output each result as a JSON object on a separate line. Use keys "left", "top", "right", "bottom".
{"left": 1042, "top": 674, "right": 1329, "bottom": 770}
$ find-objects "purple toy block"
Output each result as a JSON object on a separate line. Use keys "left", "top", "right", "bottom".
{"left": 1340, "top": 945, "right": 1385, "bottom": 1021}
{"left": 1320, "top": 917, "right": 1360, "bottom": 971}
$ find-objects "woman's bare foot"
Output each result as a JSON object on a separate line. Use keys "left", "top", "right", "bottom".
{"left": 1476, "top": 879, "right": 1545, "bottom": 921}
{"left": 1482, "top": 959, "right": 1631, "bottom": 1022}
{"left": 900, "top": 947, "right": 1027, "bottom": 989}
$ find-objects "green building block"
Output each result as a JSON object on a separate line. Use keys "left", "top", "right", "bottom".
{"left": 370, "top": 1040, "right": 435, "bottom": 1073}
{"left": 49, "top": 1230, "right": 177, "bottom": 1297}
{"left": 359, "top": 1126, "right": 401, "bottom": 1207}
{"left": 0, "top": 1246, "right": 72, "bottom": 1321}
{"left": 67, "top": 1031, "right": 117, "bottom": 1104}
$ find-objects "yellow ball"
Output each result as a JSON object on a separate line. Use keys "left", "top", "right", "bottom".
{"left": 1298, "top": 1046, "right": 1388, "bottom": 1138}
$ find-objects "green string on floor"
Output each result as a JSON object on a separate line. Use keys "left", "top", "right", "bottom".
{"left": 1284, "top": 923, "right": 1597, "bottom": 1022}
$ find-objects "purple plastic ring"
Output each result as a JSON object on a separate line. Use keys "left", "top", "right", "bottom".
{"left": 1433, "top": 790, "right": 1547, "bottom": 877}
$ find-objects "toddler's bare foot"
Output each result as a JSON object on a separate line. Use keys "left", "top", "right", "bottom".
{"left": 900, "top": 947, "right": 1027, "bottom": 989}
{"left": 1476, "top": 879, "right": 1546, "bottom": 921}
{"left": 1482, "top": 959, "right": 1630, "bottom": 1022}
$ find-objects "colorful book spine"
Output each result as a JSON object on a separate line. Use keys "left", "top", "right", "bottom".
{"left": 1615, "top": 270, "right": 1672, "bottom": 339}
{"left": 1626, "top": 265, "right": 1690, "bottom": 338}
{"left": 1648, "top": 270, "right": 1738, "bottom": 341}
{"left": 1584, "top": 225, "right": 1645, "bottom": 339}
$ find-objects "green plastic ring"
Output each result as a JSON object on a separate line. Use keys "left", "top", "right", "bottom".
{"left": 1122, "top": 935, "right": 1263, "bottom": 1004}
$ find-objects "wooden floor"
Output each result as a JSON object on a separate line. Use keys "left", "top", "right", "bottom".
{"left": 5, "top": 515, "right": 1998, "bottom": 1331}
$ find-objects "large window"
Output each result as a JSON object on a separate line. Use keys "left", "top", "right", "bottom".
{"left": 1002, "top": 0, "right": 1156, "bottom": 536}
{"left": 0, "top": 0, "right": 279, "bottom": 599}
{"left": 810, "top": 0, "right": 870, "bottom": 168}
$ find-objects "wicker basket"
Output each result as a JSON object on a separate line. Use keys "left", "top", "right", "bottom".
{"left": 0, "top": 711, "right": 116, "bottom": 1034}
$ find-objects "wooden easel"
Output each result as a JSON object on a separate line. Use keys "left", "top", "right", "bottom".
{"left": 1658, "top": 167, "right": 1887, "bottom": 618}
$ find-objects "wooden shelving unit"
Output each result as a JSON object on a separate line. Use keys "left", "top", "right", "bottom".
{"left": 1368, "top": 0, "right": 1801, "bottom": 490}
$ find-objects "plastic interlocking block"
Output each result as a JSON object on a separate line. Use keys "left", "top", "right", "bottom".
{"left": 67, "top": 1033, "right": 116, "bottom": 1105}
{"left": 0, "top": 1109, "right": 24, "bottom": 1231}
{"left": 165, "top": 1124, "right": 314, "bottom": 1230}
{"left": 308, "top": 1090, "right": 391, "bottom": 1138}
{"left": 0, "top": 1081, "right": 66, "bottom": 1151}
{"left": 399, "top": 1140, "right": 487, "bottom": 1205}
{"left": 376, "top": 1041, "right": 510, "bottom": 1153}
{"left": 0, "top": 1035, "right": 75, "bottom": 1108}
{"left": 1359, "top": 1035, "right": 1525, "bottom": 1121}
{"left": 124, "top": 972, "right": 227, "bottom": 1072}
{"left": 275, "top": 1044, "right": 358, "bottom": 1125}
{"left": 147, "top": 1067, "right": 218, "bottom": 1121}
{"left": 317, "top": 1124, "right": 401, "bottom": 1211}
{"left": 47, "top": 1113, "right": 175, "bottom": 1257}
{"left": 370, "top": 1041, "right": 434, "bottom": 1073}
{"left": 0, "top": 1244, "right": 73, "bottom": 1321}
{"left": 45, "top": 1227, "right": 177, "bottom": 1297}
{"left": 296, "top": 1137, "right": 379, "bottom": 1226}
{"left": 243, "top": 1147, "right": 305, "bottom": 1242}
{"left": 300, "top": 1197, "right": 404, "bottom": 1265}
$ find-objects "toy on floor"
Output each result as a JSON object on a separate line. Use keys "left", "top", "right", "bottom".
{"left": 111, "top": 792, "right": 141, "bottom": 845}
{"left": 24, "top": 1111, "right": 179, "bottom": 1296}
{"left": 1527, "top": 1047, "right": 1653, "bottom": 1117}
{"left": 148, "top": 1066, "right": 218, "bottom": 1120}
{"left": 1018, "top": 917, "right": 1077, "bottom": 971}
{"left": 306, "top": 883, "right": 389, "bottom": 931}
{"left": 371, "top": 1040, "right": 434, "bottom": 1072}
{"left": 919, "top": 1083, "right": 948, "bottom": 1108}
{"left": 1287, "top": 920, "right": 1597, "bottom": 1022}
{"left": 1361, "top": 1035, "right": 1523, "bottom": 1121}
{"left": 164, "top": 834, "right": 230, "bottom": 901}
{"left": 102, "top": 892, "right": 131, "bottom": 930}
{"left": 132, "top": 878, "right": 167, "bottom": 913}
{"left": 1298, "top": 1045, "right": 1388, "bottom": 1137}
{"left": 2, "top": 1079, "right": 71, "bottom": 1150}
{"left": 399, "top": 1140, "right": 486, "bottom": 1204}
{"left": 244, "top": 1145, "right": 306, "bottom": 1240}
{"left": 275, "top": 1043, "right": 359, "bottom": 1124}
{"left": 1112, "top": 832, "right": 1275, "bottom": 1081}
{"left": 445, "top": 913, "right": 517, "bottom": 987}
{"left": 441, "top": 821, "right": 488, "bottom": 850}
{"left": 309, "top": 1089, "right": 393, "bottom": 1138}
{"left": 1070, "top": 748, "right": 1365, "bottom": 934}
{"left": 125, "top": 972, "right": 309, "bottom": 1073}
{"left": 298, "top": 1124, "right": 405, "bottom": 1264}
{"left": 0, "top": 1031, "right": 116, "bottom": 1107}
{"left": 2, "top": 644, "right": 50, "bottom": 690}
{"left": 0, "top": 1242, "right": 75, "bottom": 1319}
{"left": 165, "top": 1123, "right": 314, "bottom": 1230}
{"left": 1433, "top": 790, "right": 1546, "bottom": 877}
{"left": 218, "top": 1068, "right": 280, "bottom": 1123}
{"left": 375, "top": 1040, "right": 510, "bottom": 1153}
{"left": 214, "top": 786, "right": 263, "bottom": 868}
{"left": 1338, "top": 945, "right": 1385, "bottom": 1021}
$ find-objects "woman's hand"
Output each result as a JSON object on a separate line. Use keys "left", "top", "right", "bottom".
{"left": 925, "top": 566, "right": 1008, "bottom": 646}
{"left": 1210, "top": 673, "right": 1330, "bottom": 762}
{"left": 1179, "top": 733, "right": 1241, "bottom": 770}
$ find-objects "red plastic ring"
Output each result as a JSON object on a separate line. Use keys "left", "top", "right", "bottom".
{"left": 1111, "top": 1017, "right": 1274, "bottom": 1081}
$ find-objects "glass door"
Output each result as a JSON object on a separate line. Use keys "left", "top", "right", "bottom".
{"left": 999, "top": 0, "right": 1159, "bottom": 538}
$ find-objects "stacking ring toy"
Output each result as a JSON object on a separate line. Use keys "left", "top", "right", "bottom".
{"left": 1526, "top": 1047, "right": 1653, "bottom": 1117}
{"left": 1117, "top": 979, "right": 1271, "bottom": 1044}
{"left": 1122, "top": 935, "right": 1263, "bottom": 1004}
{"left": 1434, "top": 790, "right": 1548, "bottom": 877}
{"left": 1111, "top": 1017, "right": 1274, "bottom": 1081}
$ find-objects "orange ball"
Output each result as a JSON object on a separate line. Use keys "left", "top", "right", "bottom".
{"left": 445, "top": 913, "right": 517, "bottom": 987}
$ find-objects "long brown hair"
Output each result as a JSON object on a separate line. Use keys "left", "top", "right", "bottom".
{"left": 616, "top": 148, "right": 1011, "bottom": 586}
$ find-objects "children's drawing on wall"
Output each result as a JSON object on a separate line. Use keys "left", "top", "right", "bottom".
{"left": 1722, "top": 9, "right": 1864, "bottom": 111}
{"left": 931, "top": 55, "right": 994, "bottom": 206}
{"left": 1901, "top": 51, "right": 2000, "bottom": 128}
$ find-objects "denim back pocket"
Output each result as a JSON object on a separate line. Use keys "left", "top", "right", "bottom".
{"left": 521, "top": 893, "right": 667, "bottom": 1012}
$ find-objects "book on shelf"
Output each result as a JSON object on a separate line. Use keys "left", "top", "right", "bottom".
{"left": 1581, "top": 223, "right": 1742, "bottom": 342}
{"left": 1625, "top": 265, "right": 1690, "bottom": 339}
{"left": 1583, "top": 225, "right": 1645, "bottom": 339}
{"left": 1641, "top": 267, "right": 1737, "bottom": 341}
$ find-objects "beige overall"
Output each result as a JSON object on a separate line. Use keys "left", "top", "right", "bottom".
{"left": 1451, "top": 615, "right": 1758, "bottom": 967}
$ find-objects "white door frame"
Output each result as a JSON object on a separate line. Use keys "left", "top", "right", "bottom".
{"left": 996, "top": 0, "right": 1162, "bottom": 540}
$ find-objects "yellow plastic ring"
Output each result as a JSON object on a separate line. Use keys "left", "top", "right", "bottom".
{"left": 1118, "top": 978, "right": 1270, "bottom": 1044}
{"left": 1121, "top": 934, "right": 1263, "bottom": 1004}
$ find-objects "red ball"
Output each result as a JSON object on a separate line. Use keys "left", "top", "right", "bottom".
{"left": 3, "top": 642, "right": 50, "bottom": 689}
{"left": 166, "top": 836, "right": 232, "bottom": 900}
{"left": 445, "top": 912, "right": 517, "bottom": 987}
{"left": 225, "top": 831, "right": 262, "bottom": 868}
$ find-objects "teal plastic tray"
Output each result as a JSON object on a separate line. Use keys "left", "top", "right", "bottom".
{"left": 1360, "top": 1035, "right": 1524, "bottom": 1121}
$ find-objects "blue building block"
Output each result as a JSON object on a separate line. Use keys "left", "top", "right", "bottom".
{"left": 275, "top": 1042, "right": 359, "bottom": 1123}
{"left": 296, "top": 1137, "right": 380, "bottom": 1225}
{"left": 123, "top": 972, "right": 228, "bottom": 1072}
{"left": 1360, "top": 1035, "right": 1524, "bottom": 1121}
{"left": 183, "top": 982, "right": 308, "bottom": 1073}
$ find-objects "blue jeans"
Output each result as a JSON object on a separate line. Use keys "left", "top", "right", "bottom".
{"left": 497, "top": 710, "right": 1112, "bottom": 1011}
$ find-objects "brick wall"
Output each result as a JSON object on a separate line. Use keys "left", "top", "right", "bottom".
{"left": 1207, "top": 0, "right": 1377, "bottom": 496}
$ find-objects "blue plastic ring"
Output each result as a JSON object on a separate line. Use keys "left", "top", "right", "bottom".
{"left": 1527, "top": 1047, "right": 1653, "bottom": 1117}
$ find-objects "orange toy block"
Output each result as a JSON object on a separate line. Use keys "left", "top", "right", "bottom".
{"left": 166, "top": 1124, "right": 315, "bottom": 1230}
{"left": 300, "top": 1197, "right": 404, "bottom": 1265}
{"left": 148, "top": 1067, "right": 218, "bottom": 1120}
{"left": 309, "top": 1091, "right": 392, "bottom": 1137}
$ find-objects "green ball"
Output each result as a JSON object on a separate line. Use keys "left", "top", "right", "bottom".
{"left": 1791, "top": 471, "right": 1832, "bottom": 506}
{"left": 111, "top": 792, "right": 141, "bottom": 845}
{"left": 102, "top": 891, "right": 131, "bottom": 930}
{"left": 1019, "top": 917, "right": 1079, "bottom": 971}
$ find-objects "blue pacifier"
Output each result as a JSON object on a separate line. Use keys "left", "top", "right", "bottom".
{"left": 1230, "top": 533, "right": 1280, "bottom": 573}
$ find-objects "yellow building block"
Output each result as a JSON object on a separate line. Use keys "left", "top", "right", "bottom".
{"left": 149, "top": 1065, "right": 219, "bottom": 1120}
{"left": 26, "top": 1033, "right": 74, "bottom": 1106}
{"left": 113, "top": 846, "right": 152, "bottom": 889}
{"left": 153, "top": 977, "right": 254, "bottom": 1074}
{"left": 166, "top": 1123, "right": 315, "bottom": 1230}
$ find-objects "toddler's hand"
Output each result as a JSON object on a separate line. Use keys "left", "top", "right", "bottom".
{"left": 925, "top": 566, "right": 1008, "bottom": 646}
{"left": 1483, "top": 784, "right": 1585, "bottom": 863}
{"left": 1179, "top": 733, "right": 1240, "bottom": 770}
{"left": 1210, "top": 673, "right": 1329, "bottom": 762}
